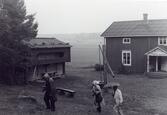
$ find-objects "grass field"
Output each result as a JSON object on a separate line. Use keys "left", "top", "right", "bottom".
{"left": 53, "top": 33, "right": 104, "bottom": 67}
{"left": 1, "top": 66, "right": 167, "bottom": 115}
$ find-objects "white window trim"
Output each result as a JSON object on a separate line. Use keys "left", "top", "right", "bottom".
{"left": 122, "top": 50, "right": 131, "bottom": 66}
{"left": 123, "top": 38, "right": 131, "bottom": 44}
{"left": 158, "top": 37, "right": 167, "bottom": 46}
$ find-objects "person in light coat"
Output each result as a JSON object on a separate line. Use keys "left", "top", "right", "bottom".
{"left": 112, "top": 84, "right": 124, "bottom": 115}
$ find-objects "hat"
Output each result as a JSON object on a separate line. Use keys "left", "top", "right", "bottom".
{"left": 49, "top": 78, "right": 54, "bottom": 82}
{"left": 43, "top": 73, "right": 50, "bottom": 78}
{"left": 112, "top": 82, "right": 120, "bottom": 87}
{"left": 92, "top": 80, "right": 100, "bottom": 85}
{"left": 104, "top": 82, "right": 120, "bottom": 88}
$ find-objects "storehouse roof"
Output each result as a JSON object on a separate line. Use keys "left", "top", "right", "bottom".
{"left": 25, "top": 38, "right": 71, "bottom": 48}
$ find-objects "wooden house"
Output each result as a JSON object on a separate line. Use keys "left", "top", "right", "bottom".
{"left": 25, "top": 38, "right": 71, "bottom": 81}
{"left": 101, "top": 14, "right": 167, "bottom": 73}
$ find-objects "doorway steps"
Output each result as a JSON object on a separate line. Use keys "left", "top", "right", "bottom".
{"left": 146, "top": 72, "right": 167, "bottom": 79}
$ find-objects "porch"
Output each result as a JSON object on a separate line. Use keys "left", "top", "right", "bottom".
{"left": 145, "top": 46, "right": 167, "bottom": 73}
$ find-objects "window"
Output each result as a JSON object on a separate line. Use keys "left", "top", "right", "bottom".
{"left": 158, "top": 37, "right": 167, "bottom": 45}
{"left": 123, "top": 38, "right": 131, "bottom": 44}
{"left": 122, "top": 50, "right": 131, "bottom": 66}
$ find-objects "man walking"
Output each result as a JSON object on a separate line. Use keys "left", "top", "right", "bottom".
{"left": 43, "top": 73, "right": 57, "bottom": 111}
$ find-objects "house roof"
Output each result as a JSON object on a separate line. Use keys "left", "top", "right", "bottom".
{"left": 101, "top": 19, "right": 167, "bottom": 37}
{"left": 145, "top": 46, "right": 167, "bottom": 56}
{"left": 24, "top": 38, "right": 71, "bottom": 48}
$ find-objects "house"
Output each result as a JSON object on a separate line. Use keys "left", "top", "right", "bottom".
{"left": 25, "top": 38, "right": 71, "bottom": 81}
{"left": 101, "top": 14, "right": 167, "bottom": 73}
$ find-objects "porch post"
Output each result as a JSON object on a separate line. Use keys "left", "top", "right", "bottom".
{"left": 156, "top": 56, "right": 158, "bottom": 72}
{"left": 147, "top": 55, "right": 150, "bottom": 72}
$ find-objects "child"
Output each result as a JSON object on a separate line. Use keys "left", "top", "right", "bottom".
{"left": 112, "top": 83, "right": 124, "bottom": 115}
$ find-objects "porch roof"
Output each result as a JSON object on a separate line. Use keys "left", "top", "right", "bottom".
{"left": 145, "top": 46, "right": 167, "bottom": 56}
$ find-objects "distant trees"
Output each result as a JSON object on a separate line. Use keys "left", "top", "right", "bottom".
{"left": 0, "top": 0, "right": 38, "bottom": 84}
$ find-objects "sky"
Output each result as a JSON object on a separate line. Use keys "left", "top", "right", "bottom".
{"left": 25, "top": 0, "right": 167, "bottom": 34}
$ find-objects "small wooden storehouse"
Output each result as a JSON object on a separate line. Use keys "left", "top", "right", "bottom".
{"left": 25, "top": 38, "right": 71, "bottom": 81}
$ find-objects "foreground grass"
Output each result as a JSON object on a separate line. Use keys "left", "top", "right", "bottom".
{"left": 0, "top": 67, "right": 167, "bottom": 115}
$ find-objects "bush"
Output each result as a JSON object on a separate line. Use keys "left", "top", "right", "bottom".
{"left": 94, "top": 64, "right": 104, "bottom": 71}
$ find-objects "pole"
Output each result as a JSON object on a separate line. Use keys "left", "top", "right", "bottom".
{"left": 147, "top": 55, "right": 150, "bottom": 72}
{"left": 99, "top": 45, "right": 115, "bottom": 85}
{"left": 99, "top": 45, "right": 115, "bottom": 77}
{"left": 103, "top": 46, "right": 107, "bottom": 84}
{"left": 156, "top": 56, "right": 158, "bottom": 72}
{"left": 99, "top": 46, "right": 103, "bottom": 81}
{"left": 33, "top": 66, "right": 37, "bottom": 79}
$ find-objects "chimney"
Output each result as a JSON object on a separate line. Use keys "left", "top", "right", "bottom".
{"left": 143, "top": 13, "right": 148, "bottom": 23}
{"left": 0, "top": 0, "right": 4, "bottom": 9}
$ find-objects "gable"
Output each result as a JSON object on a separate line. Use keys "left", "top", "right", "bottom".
{"left": 145, "top": 47, "right": 167, "bottom": 56}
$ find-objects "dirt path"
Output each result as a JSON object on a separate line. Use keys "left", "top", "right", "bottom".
{"left": 65, "top": 67, "right": 162, "bottom": 115}
{"left": 1, "top": 67, "right": 167, "bottom": 115}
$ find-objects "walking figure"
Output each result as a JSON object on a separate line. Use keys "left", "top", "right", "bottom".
{"left": 92, "top": 80, "right": 103, "bottom": 113}
{"left": 112, "top": 83, "right": 124, "bottom": 115}
{"left": 43, "top": 73, "right": 57, "bottom": 111}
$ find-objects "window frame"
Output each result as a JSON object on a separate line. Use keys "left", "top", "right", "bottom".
{"left": 158, "top": 37, "right": 167, "bottom": 46}
{"left": 123, "top": 38, "right": 131, "bottom": 44}
{"left": 122, "top": 50, "right": 131, "bottom": 66}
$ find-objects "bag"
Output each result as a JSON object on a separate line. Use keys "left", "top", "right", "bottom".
{"left": 53, "top": 95, "right": 57, "bottom": 102}
{"left": 101, "top": 99, "right": 106, "bottom": 106}
{"left": 50, "top": 88, "right": 57, "bottom": 101}
{"left": 95, "top": 93, "right": 103, "bottom": 103}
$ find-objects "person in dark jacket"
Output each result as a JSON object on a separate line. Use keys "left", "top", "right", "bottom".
{"left": 92, "top": 80, "right": 103, "bottom": 113}
{"left": 49, "top": 77, "right": 57, "bottom": 111}
{"left": 43, "top": 73, "right": 57, "bottom": 111}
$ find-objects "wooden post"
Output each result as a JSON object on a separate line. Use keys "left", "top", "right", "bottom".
{"left": 99, "top": 45, "right": 114, "bottom": 77}
{"left": 33, "top": 66, "right": 37, "bottom": 79}
{"left": 147, "top": 55, "right": 150, "bottom": 72}
{"left": 103, "top": 60, "right": 107, "bottom": 85}
{"left": 63, "top": 62, "right": 65, "bottom": 74}
{"left": 102, "top": 47, "right": 107, "bottom": 84}
{"left": 99, "top": 46, "right": 103, "bottom": 81}
{"left": 156, "top": 56, "right": 158, "bottom": 72}
{"left": 99, "top": 45, "right": 115, "bottom": 85}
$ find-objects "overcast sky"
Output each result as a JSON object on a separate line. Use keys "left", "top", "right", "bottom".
{"left": 25, "top": 0, "right": 167, "bottom": 34}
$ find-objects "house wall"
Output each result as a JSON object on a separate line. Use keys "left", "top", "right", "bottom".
{"left": 106, "top": 36, "right": 158, "bottom": 73}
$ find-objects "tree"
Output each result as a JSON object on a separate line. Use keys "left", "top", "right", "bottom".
{"left": 0, "top": 0, "right": 38, "bottom": 84}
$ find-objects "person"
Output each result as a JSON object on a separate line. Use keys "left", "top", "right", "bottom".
{"left": 112, "top": 83, "right": 124, "bottom": 115}
{"left": 43, "top": 73, "right": 57, "bottom": 111}
{"left": 92, "top": 80, "right": 103, "bottom": 113}
{"left": 49, "top": 77, "right": 57, "bottom": 111}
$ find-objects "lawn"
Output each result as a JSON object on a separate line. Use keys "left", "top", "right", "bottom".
{"left": 0, "top": 66, "right": 167, "bottom": 115}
